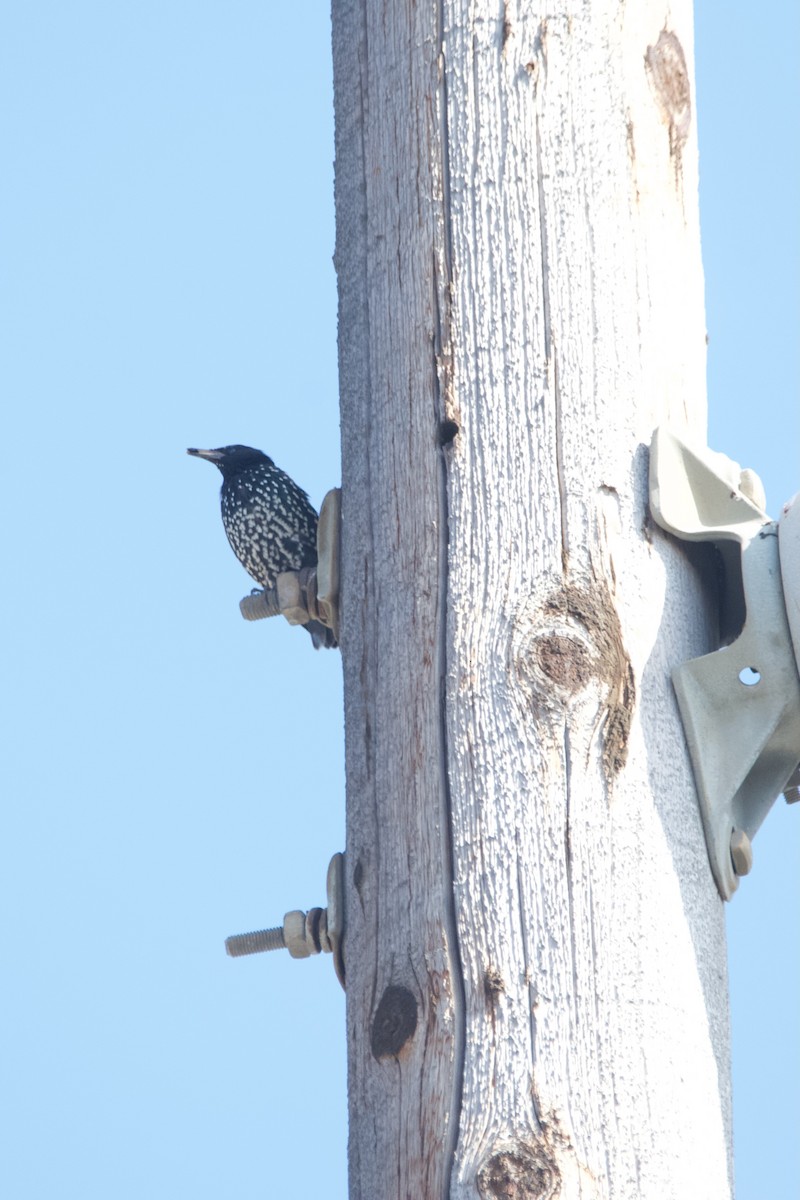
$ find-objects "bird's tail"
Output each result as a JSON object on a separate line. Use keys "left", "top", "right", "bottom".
{"left": 306, "top": 620, "right": 338, "bottom": 650}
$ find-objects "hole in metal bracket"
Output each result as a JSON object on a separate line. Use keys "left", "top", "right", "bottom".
{"left": 738, "top": 666, "right": 761, "bottom": 687}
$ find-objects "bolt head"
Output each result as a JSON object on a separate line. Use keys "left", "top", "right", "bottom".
{"left": 730, "top": 828, "right": 753, "bottom": 876}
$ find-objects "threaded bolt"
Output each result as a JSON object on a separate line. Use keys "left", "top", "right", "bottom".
{"left": 239, "top": 589, "right": 281, "bottom": 622}
{"left": 223, "top": 853, "right": 345, "bottom": 989}
{"left": 224, "top": 909, "right": 321, "bottom": 961}
{"left": 225, "top": 926, "right": 285, "bottom": 957}
{"left": 783, "top": 763, "right": 800, "bottom": 805}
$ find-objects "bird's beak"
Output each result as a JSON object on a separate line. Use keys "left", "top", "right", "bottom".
{"left": 187, "top": 448, "right": 224, "bottom": 461}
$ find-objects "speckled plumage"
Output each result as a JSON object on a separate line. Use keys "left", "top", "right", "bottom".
{"left": 188, "top": 444, "right": 336, "bottom": 649}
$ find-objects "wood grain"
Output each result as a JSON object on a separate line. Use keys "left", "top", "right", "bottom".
{"left": 333, "top": 3, "right": 732, "bottom": 1196}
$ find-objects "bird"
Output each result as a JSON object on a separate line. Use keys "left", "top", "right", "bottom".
{"left": 187, "top": 444, "right": 336, "bottom": 649}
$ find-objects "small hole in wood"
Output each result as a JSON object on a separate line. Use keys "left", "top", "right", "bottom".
{"left": 438, "top": 419, "right": 459, "bottom": 446}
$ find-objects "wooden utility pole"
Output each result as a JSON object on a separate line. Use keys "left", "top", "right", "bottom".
{"left": 333, "top": 2, "right": 732, "bottom": 1196}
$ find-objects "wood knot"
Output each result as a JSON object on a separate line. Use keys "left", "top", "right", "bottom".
{"left": 645, "top": 29, "right": 691, "bottom": 162}
{"left": 352, "top": 856, "right": 366, "bottom": 906}
{"left": 484, "top": 965, "right": 506, "bottom": 1004}
{"left": 438, "top": 418, "right": 459, "bottom": 447}
{"left": 370, "top": 984, "right": 418, "bottom": 1059}
{"left": 534, "top": 633, "right": 593, "bottom": 694}
{"left": 512, "top": 580, "right": 635, "bottom": 778}
{"left": 477, "top": 1142, "right": 561, "bottom": 1199}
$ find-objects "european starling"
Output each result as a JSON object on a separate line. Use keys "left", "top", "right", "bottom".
{"left": 187, "top": 444, "right": 336, "bottom": 649}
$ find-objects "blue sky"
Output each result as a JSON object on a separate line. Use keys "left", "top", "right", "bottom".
{"left": 1, "top": 5, "right": 796, "bottom": 1198}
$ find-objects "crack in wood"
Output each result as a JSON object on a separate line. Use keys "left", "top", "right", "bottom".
{"left": 433, "top": 4, "right": 466, "bottom": 1188}
{"left": 535, "top": 115, "right": 568, "bottom": 571}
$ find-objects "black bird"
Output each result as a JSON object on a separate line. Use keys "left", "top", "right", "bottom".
{"left": 188, "top": 444, "right": 336, "bottom": 649}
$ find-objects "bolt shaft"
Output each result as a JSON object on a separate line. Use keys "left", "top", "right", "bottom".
{"left": 225, "top": 927, "right": 285, "bottom": 957}
{"left": 239, "top": 589, "right": 281, "bottom": 621}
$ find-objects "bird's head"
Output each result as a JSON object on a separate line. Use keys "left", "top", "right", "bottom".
{"left": 187, "top": 445, "right": 273, "bottom": 478}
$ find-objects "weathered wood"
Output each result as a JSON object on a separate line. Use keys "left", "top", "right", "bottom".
{"left": 333, "top": 2, "right": 732, "bottom": 1196}
{"left": 333, "top": 2, "right": 461, "bottom": 1196}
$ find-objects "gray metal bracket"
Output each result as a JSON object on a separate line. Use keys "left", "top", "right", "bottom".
{"left": 649, "top": 427, "right": 800, "bottom": 899}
